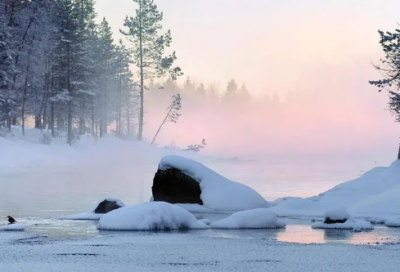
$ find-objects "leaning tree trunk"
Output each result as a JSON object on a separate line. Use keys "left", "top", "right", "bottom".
{"left": 398, "top": 143, "right": 400, "bottom": 160}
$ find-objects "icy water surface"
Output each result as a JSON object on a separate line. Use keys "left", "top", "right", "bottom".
{"left": 1, "top": 158, "right": 395, "bottom": 245}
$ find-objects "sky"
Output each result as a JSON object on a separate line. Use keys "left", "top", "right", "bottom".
{"left": 95, "top": 0, "right": 400, "bottom": 164}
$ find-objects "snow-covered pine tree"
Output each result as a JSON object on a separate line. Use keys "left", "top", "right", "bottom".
{"left": 0, "top": 4, "right": 14, "bottom": 127}
{"left": 121, "top": 0, "right": 183, "bottom": 141}
{"left": 115, "top": 39, "right": 135, "bottom": 137}
{"left": 95, "top": 17, "right": 116, "bottom": 138}
{"left": 369, "top": 28, "right": 400, "bottom": 159}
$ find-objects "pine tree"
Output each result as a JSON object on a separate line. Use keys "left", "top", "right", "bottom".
{"left": 369, "top": 28, "right": 400, "bottom": 159}
{"left": 0, "top": 4, "right": 14, "bottom": 127}
{"left": 121, "top": 0, "right": 183, "bottom": 141}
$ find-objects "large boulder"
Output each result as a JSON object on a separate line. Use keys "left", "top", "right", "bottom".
{"left": 94, "top": 198, "right": 125, "bottom": 214}
{"left": 151, "top": 155, "right": 269, "bottom": 211}
{"left": 152, "top": 168, "right": 203, "bottom": 205}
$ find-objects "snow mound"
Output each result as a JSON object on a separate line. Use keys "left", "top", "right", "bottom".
{"left": 61, "top": 213, "right": 103, "bottom": 221}
{"left": 324, "top": 208, "right": 351, "bottom": 221}
{"left": 269, "top": 198, "right": 338, "bottom": 217}
{"left": 210, "top": 208, "right": 286, "bottom": 229}
{"left": 349, "top": 183, "right": 400, "bottom": 217}
{"left": 0, "top": 224, "right": 25, "bottom": 232}
{"left": 158, "top": 155, "right": 269, "bottom": 211}
{"left": 97, "top": 202, "right": 209, "bottom": 231}
{"left": 312, "top": 219, "right": 373, "bottom": 231}
{"left": 385, "top": 217, "right": 400, "bottom": 227}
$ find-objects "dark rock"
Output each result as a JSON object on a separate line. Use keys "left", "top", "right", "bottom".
{"left": 324, "top": 217, "right": 347, "bottom": 224}
{"left": 94, "top": 200, "right": 123, "bottom": 214}
{"left": 152, "top": 168, "right": 203, "bottom": 205}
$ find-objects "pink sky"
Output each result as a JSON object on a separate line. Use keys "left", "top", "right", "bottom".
{"left": 96, "top": 0, "right": 400, "bottom": 163}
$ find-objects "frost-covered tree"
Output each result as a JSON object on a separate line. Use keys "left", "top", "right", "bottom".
{"left": 121, "top": 0, "right": 183, "bottom": 141}
{"left": 0, "top": 4, "right": 14, "bottom": 126}
{"left": 369, "top": 28, "right": 400, "bottom": 159}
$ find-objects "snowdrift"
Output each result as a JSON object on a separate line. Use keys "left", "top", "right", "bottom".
{"left": 97, "top": 202, "right": 208, "bottom": 231}
{"left": 312, "top": 219, "right": 373, "bottom": 231}
{"left": 0, "top": 224, "right": 25, "bottom": 232}
{"left": 156, "top": 155, "right": 269, "bottom": 211}
{"left": 271, "top": 160, "right": 400, "bottom": 219}
{"left": 210, "top": 208, "right": 286, "bottom": 229}
{"left": 385, "top": 217, "right": 400, "bottom": 227}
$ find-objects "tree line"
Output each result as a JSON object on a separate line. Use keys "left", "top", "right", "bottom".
{"left": 0, "top": 0, "right": 181, "bottom": 145}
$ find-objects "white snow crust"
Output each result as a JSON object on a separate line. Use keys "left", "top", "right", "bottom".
{"left": 324, "top": 208, "right": 351, "bottom": 221}
{"left": 0, "top": 224, "right": 25, "bottom": 232}
{"left": 158, "top": 155, "right": 269, "bottom": 211}
{"left": 97, "top": 202, "right": 208, "bottom": 231}
{"left": 61, "top": 213, "right": 103, "bottom": 220}
{"left": 385, "top": 217, "right": 400, "bottom": 227}
{"left": 271, "top": 160, "right": 400, "bottom": 219}
{"left": 312, "top": 219, "right": 373, "bottom": 231}
{"left": 176, "top": 204, "right": 212, "bottom": 213}
{"left": 210, "top": 208, "right": 286, "bottom": 229}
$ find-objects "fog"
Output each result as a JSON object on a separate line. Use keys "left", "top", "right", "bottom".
{"left": 95, "top": 0, "right": 400, "bottom": 164}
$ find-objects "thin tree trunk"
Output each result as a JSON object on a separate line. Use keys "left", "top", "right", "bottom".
{"left": 50, "top": 102, "right": 55, "bottom": 137}
{"left": 21, "top": 62, "right": 30, "bottom": 137}
{"left": 138, "top": 0, "right": 144, "bottom": 141}
{"left": 151, "top": 107, "right": 172, "bottom": 145}
{"left": 398, "top": 144, "right": 400, "bottom": 160}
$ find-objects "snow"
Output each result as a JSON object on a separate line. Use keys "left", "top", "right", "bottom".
{"left": 269, "top": 198, "right": 336, "bottom": 217}
{"left": 312, "top": 219, "right": 374, "bottom": 231}
{"left": 210, "top": 208, "right": 286, "bottom": 229}
{"left": 61, "top": 213, "right": 103, "bottom": 221}
{"left": 2, "top": 230, "right": 400, "bottom": 272}
{"left": 324, "top": 208, "right": 351, "bottom": 221}
{"left": 176, "top": 204, "right": 213, "bottom": 213}
{"left": 97, "top": 202, "right": 208, "bottom": 231}
{"left": 0, "top": 224, "right": 25, "bottom": 232}
{"left": 270, "top": 160, "right": 400, "bottom": 219}
{"left": 385, "top": 217, "right": 400, "bottom": 227}
{"left": 158, "top": 155, "right": 269, "bottom": 211}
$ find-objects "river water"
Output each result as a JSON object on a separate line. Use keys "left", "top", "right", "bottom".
{"left": 1, "top": 158, "right": 399, "bottom": 245}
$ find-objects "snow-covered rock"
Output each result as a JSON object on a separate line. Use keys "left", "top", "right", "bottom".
{"left": 324, "top": 208, "right": 351, "bottom": 224}
{"left": 312, "top": 219, "right": 373, "bottom": 231}
{"left": 385, "top": 217, "right": 400, "bottom": 227}
{"left": 62, "top": 197, "right": 125, "bottom": 220}
{"left": 97, "top": 202, "right": 209, "bottom": 231}
{"left": 0, "top": 224, "right": 25, "bottom": 232}
{"left": 93, "top": 198, "right": 125, "bottom": 214}
{"left": 154, "top": 155, "right": 269, "bottom": 211}
{"left": 210, "top": 208, "right": 286, "bottom": 229}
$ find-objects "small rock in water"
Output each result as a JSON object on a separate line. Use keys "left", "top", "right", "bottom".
{"left": 94, "top": 200, "right": 123, "bottom": 214}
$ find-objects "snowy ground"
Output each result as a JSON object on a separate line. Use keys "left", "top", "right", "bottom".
{"left": 1, "top": 231, "right": 400, "bottom": 272}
